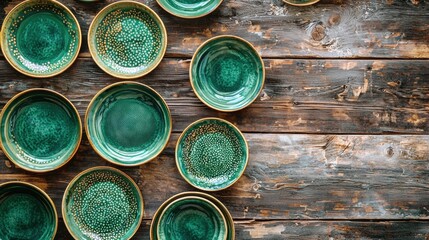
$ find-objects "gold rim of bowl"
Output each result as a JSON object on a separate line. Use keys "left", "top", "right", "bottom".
{"left": 0, "top": 181, "right": 58, "bottom": 240}
{"left": 150, "top": 191, "right": 235, "bottom": 240}
{"left": 189, "top": 35, "right": 265, "bottom": 112}
{"left": 0, "top": 0, "right": 82, "bottom": 78}
{"left": 61, "top": 166, "right": 144, "bottom": 240}
{"left": 175, "top": 117, "right": 249, "bottom": 191}
{"left": 282, "top": 0, "right": 321, "bottom": 6}
{"left": 84, "top": 81, "right": 172, "bottom": 167}
{"left": 88, "top": 0, "right": 168, "bottom": 79}
{"left": 0, "top": 88, "right": 82, "bottom": 173}
{"left": 155, "top": 0, "right": 224, "bottom": 19}
{"left": 156, "top": 195, "right": 228, "bottom": 240}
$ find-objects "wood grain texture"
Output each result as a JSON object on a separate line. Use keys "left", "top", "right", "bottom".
{"left": 1, "top": 0, "right": 428, "bottom": 58}
{"left": 0, "top": 58, "right": 428, "bottom": 134}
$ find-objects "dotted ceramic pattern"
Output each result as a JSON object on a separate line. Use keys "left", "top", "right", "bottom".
{"left": 1, "top": 0, "right": 81, "bottom": 77}
{"left": 89, "top": 1, "right": 167, "bottom": 78}
{"left": 62, "top": 167, "right": 143, "bottom": 240}
{"left": 176, "top": 118, "right": 248, "bottom": 191}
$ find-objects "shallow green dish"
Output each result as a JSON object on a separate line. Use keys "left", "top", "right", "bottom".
{"left": 156, "top": 0, "right": 223, "bottom": 18}
{"left": 157, "top": 196, "right": 227, "bottom": 240}
{"left": 282, "top": 0, "right": 320, "bottom": 6}
{"left": 0, "top": 89, "right": 82, "bottom": 172}
{"left": 85, "top": 82, "right": 172, "bottom": 166}
{"left": 62, "top": 167, "right": 144, "bottom": 240}
{"left": 0, "top": 0, "right": 81, "bottom": 78}
{"left": 190, "top": 35, "right": 264, "bottom": 112}
{"left": 176, "top": 118, "right": 248, "bottom": 191}
{"left": 150, "top": 191, "right": 235, "bottom": 240}
{"left": 88, "top": 1, "right": 167, "bottom": 79}
{"left": 0, "top": 181, "right": 57, "bottom": 240}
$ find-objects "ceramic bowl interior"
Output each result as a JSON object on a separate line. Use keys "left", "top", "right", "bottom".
{"left": 191, "top": 35, "right": 264, "bottom": 111}
{"left": 86, "top": 82, "right": 171, "bottom": 166}
{"left": 62, "top": 167, "right": 144, "bottom": 240}
{"left": 282, "top": 0, "right": 320, "bottom": 6}
{"left": 0, "top": 182, "right": 57, "bottom": 240}
{"left": 0, "top": 89, "right": 81, "bottom": 172}
{"left": 176, "top": 118, "right": 248, "bottom": 191}
{"left": 0, "top": 0, "right": 81, "bottom": 78}
{"left": 150, "top": 192, "right": 235, "bottom": 240}
{"left": 157, "top": 196, "right": 228, "bottom": 240}
{"left": 156, "top": 0, "right": 223, "bottom": 18}
{"left": 88, "top": 1, "right": 167, "bottom": 79}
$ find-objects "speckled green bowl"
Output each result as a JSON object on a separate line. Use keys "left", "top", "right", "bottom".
{"left": 176, "top": 118, "right": 248, "bottom": 191}
{"left": 85, "top": 82, "right": 172, "bottom": 166}
{"left": 0, "top": 89, "right": 82, "bottom": 172}
{"left": 62, "top": 167, "right": 144, "bottom": 240}
{"left": 156, "top": 0, "right": 223, "bottom": 18}
{"left": 0, "top": 0, "right": 81, "bottom": 78}
{"left": 157, "top": 196, "right": 227, "bottom": 240}
{"left": 150, "top": 192, "right": 235, "bottom": 240}
{"left": 190, "top": 35, "right": 264, "bottom": 112}
{"left": 282, "top": 0, "right": 320, "bottom": 6}
{"left": 0, "top": 181, "right": 57, "bottom": 240}
{"left": 88, "top": 1, "right": 167, "bottom": 79}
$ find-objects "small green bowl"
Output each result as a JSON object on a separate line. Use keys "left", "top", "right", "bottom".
{"left": 150, "top": 191, "right": 235, "bottom": 240}
{"left": 88, "top": 1, "right": 167, "bottom": 79}
{"left": 62, "top": 167, "right": 144, "bottom": 240}
{"left": 0, "top": 0, "right": 81, "bottom": 78}
{"left": 0, "top": 181, "right": 57, "bottom": 240}
{"left": 85, "top": 82, "right": 172, "bottom": 166}
{"left": 190, "top": 35, "right": 265, "bottom": 112}
{"left": 176, "top": 118, "right": 248, "bottom": 191}
{"left": 156, "top": 0, "right": 223, "bottom": 19}
{"left": 282, "top": 0, "right": 320, "bottom": 6}
{"left": 157, "top": 196, "right": 228, "bottom": 240}
{"left": 0, "top": 89, "right": 82, "bottom": 172}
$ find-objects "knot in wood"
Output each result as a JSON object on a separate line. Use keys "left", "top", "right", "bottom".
{"left": 311, "top": 24, "right": 326, "bottom": 41}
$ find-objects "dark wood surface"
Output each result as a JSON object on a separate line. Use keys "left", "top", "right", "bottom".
{"left": 0, "top": 0, "right": 428, "bottom": 239}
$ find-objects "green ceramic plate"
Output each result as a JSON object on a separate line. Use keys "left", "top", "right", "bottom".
{"left": 190, "top": 35, "right": 265, "bottom": 112}
{"left": 176, "top": 118, "right": 248, "bottom": 191}
{"left": 0, "top": 181, "right": 57, "bottom": 240}
{"left": 282, "top": 0, "right": 320, "bottom": 6}
{"left": 150, "top": 192, "right": 235, "bottom": 240}
{"left": 157, "top": 196, "right": 227, "bottom": 240}
{"left": 62, "top": 167, "right": 144, "bottom": 240}
{"left": 0, "top": 89, "right": 82, "bottom": 172}
{"left": 0, "top": 0, "right": 81, "bottom": 78}
{"left": 156, "top": 0, "right": 223, "bottom": 18}
{"left": 85, "top": 82, "right": 172, "bottom": 166}
{"left": 88, "top": 1, "right": 167, "bottom": 79}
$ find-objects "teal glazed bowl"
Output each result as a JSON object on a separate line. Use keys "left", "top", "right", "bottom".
{"left": 0, "top": 89, "right": 82, "bottom": 172}
{"left": 156, "top": 0, "right": 223, "bottom": 19}
{"left": 88, "top": 1, "right": 167, "bottom": 79}
{"left": 283, "top": 0, "right": 320, "bottom": 6}
{"left": 150, "top": 191, "right": 235, "bottom": 240}
{"left": 0, "top": 0, "right": 81, "bottom": 78}
{"left": 190, "top": 35, "right": 265, "bottom": 112}
{"left": 157, "top": 196, "right": 228, "bottom": 240}
{"left": 0, "top": 181, "right": 58, "bottom": 240}
{"left": 176, "top": 118, "right": 248, "bottom": 191}
{"left": 85, "top": 82, "right": 172, "bottom": 166}
{"left": 62, "top": 167, "right": 144, "bottom": 240}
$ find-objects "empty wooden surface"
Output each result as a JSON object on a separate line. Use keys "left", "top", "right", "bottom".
{"left": 0, "top": 0, "right": 428, "bottom": 239}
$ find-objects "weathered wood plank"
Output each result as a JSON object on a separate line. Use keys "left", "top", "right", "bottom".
{"left": 1, "top": 134, "right": 428, "bottom": 220}
{"left": 1, "top": 0, "right": 428, "bottom": 58}
{"left": 0, "top": 58, "right": 428, "bottom": 134}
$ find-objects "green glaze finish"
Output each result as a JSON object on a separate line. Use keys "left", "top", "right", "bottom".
{"left": 191, "top": 36, "right": 264, "bottom": 111}
{"left": 282, "top": 0, "right": 320, "bottom": 6}
{"left": 0, "top": 182, "right": 57, "bottom": 240}
{"left": 89, "top": 1, "right": 167, "bottom": 78}
{"left": 1, "top": 0, "right": 81, "bottom": 77}
{"left": 0, "top": 89, "right": 81, "bottom": 172}
{"left": 157, "top": 0, "right": 223, "bottom": 18}
{"left": 176, "top": 118, "right": 248, "bottom": 191}
{"left": 157, "top": 196, "right": 227, "bottom": 240}
{"left": 150, "top": 192, "right": 235, "bottom": 240}
{"left": 86, "top": 82, "right": 171, "bottom": 166}
{"left": 62, "top": 167, "right": 143, "bottom": 240}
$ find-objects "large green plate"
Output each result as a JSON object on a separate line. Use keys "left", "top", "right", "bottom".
{"left": 156, "top": 0, "right": 223, "bottom": 18}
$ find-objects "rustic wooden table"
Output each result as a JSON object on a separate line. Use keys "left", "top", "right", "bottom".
{"left": 1, "top": 0, "right": 428, "bottom": 239}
